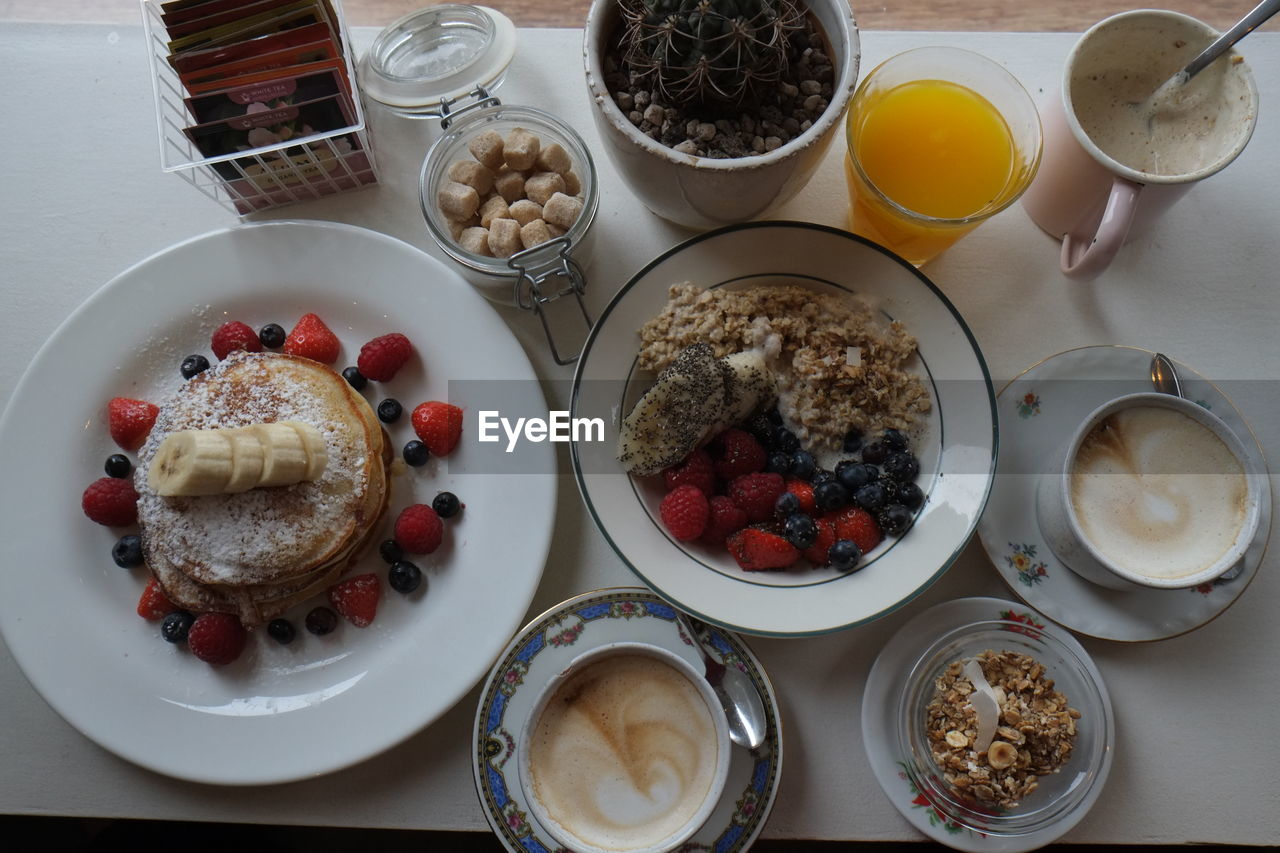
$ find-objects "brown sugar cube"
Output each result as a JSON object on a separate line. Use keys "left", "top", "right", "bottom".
{"left": 535, "top": 142, "right": 572, "bottom": 175}
{"left": 447, "top": 159, "right": 494, "bottom": 195}
{"left": 508, "top": 198, "right": 543, "bottom": 226}
{"left": 524, "top": 171, "right": 567, "bottom": 206}
{"left": 467, "top": 130, "right": 505, "bottom": 170}
{"left": 493, "top": 167, "right": 526, "bottom": 203}
{"left": 487, "top": 218, "right": 523, "bottom": 258}
{"left": 503, "top": 127, "right": 541, "bottom": 171}
{"left": 478, "top": 194, "right": 511, "bottom": 228}
{"left": 520, "top": 218, "right": 554, "bottom": 249}
{"left": 547, "top": 223, "right": 567, "bottom": 238}
{"left": 437, "top": 181, "right": 480, "bottom": 220}
{"left": 458, "top": 226, "right": 491, "bottom": 256}
{"left": 542, "top": 191, "right": 584, "bottom": 229}
{"left": 562, "top": 169, "right": 582, "bottom": 196}
{"left": 446, "top": 215, "right": 478, "bottom": 240}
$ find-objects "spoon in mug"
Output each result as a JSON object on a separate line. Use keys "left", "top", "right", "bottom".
{"left": 674, "top": 611, "right": 768, "bottom": 750}
{"left": 1150, "top": 352, "right": 1184, "bottom": 397}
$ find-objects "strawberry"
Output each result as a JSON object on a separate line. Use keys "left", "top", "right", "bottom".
{"left": 710, "top": 428, "right": 766, "bottom": 481}
{"left": 659, "top": 484, "right": 710, "bottom": 541}
{"left": 411, "top": 401, "right": 463, "bottom": 456}
{"left": 784, "top": 478, "right": 818, "bottom": 516}
{"left": 356, "top": 332, "right": 413, "bottom": 382}
{"left": 662, "top": 448, "right": 716, "bottom": 496}
{"left": 210, "top": 320, "right": 262, "bottom": 360}
{"left": 802, "top": 516, "right": 837, "bottom": 565}
{"left": 187, "top": 612, "right": 247, "bottom": 665}
{"left": 726, "top": 471, "right": 785, "bottom": 523}
{"left": 726, "top": 527, "right": 800, "bottom": 571}
{"left": 136, "top": 577, "right": 175, "bottom": 621}
{"left": 107, "top": 397, "right": 159, "bottom": 451}
{"left": 282, "top": 312, "right": 341, "bottom": 364}
{"left": 82, "top": 477, "right": 139, "bottom": 526}
{"left": 394, "top": 503, "right": 444, "bottom": 554}
{"left": 830, "top": 506, "right": 883, "bottom": 555}
{"left": 329, "top": 573, "right": 381, "bottom": 628}
{"left": 700, "top": 495, "right": 748, "bottom": 547}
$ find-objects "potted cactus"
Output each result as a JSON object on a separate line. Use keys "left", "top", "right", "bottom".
{"left": 584, "top": 0, "right": 859, "bottom": 228}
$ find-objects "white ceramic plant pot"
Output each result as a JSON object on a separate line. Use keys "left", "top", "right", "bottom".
{"left": 583, "top": 0, "right": 859, "bottom": 229}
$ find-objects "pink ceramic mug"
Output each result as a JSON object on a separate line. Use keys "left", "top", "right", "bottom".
{"left": 1021, "top": 10, "right": 1258, "bottom": 281}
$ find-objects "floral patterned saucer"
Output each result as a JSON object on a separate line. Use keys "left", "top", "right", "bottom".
{"left": 977, "top": 346, "right": 1271, "bottom": 642}
{"left": 862, "top": 596, "right": 1115, "bottom": 853}
{"left": 471, "top": 587, "right": 783, "bottom": 852}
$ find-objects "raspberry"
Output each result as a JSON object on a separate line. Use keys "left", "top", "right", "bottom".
{"left": 726, "top": 471, "right": 785, "bottom": 523}
{"left": 711, "top": 429, "right": 767, "bottom": 481}
{"left": 210, "top": 320, "right": 262, "bottom": 360}
{"left": 802, "top": 516, "right": 837, "bottom": 565}
{"left": 394, "top": 503, "right": 444, "bottom": 554}
{"left": 830, "top": 506, "right": 883, "bottom": 555}
{"left": 186, "top": 612, "right": 247, "bottom": 665}
{"left": 282, "top": 312, "right": 341, "bottom": 364}
{"left": 411, "top": 401, "right": 463, "bottom": 457}
{"left": 659, "top": 484, "right": 710, "bottom": 541}
{"left": 784, "top": 478, "right": 817, "bottom": 516}
{"left": 329, "top": 572, "right": 381, "bottom": 628}
{"left": 662, "top": 449, "right": 716, "bottom": 496}
{"left": 135, "top": 577, "right": 175, "bottom": 620}
{"left": 700, "top": 495, "right": 748, "bottom": 546}
{"left": 107, "top": 397, "right": 159, "bottom": 452}
{"left": 356, "top": 333, "right": 413, "bottom": 382}
{"left": 82, "top": 477, "right": 139, "bottom": 526}
{"left": 725, "top": 527, "right": 800, "bottom": 571}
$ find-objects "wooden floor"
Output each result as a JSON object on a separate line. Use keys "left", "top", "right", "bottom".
{"left": 10, "top": 0, "right": 1279, "bottom": 33}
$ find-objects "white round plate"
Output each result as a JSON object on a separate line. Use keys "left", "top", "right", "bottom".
{"left": 472, "top": 587, "right": 782, "bottom": 853}
{"left": 863, "top": 596, "right": 1115, "bottom": 853}
{"left": 570, "top": 222, "right": 996, "bottom": 636}
{"left": 977, "top": 345, "right": 1271, "bottom": 642}
{"left": 0, "top": 220, "right": 556, "bottom": 784}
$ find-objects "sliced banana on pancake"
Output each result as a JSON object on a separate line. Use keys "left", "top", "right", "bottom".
{"left": 148, "top": 430, "right": 234, "bottom": 496}
{"left": 148, "top": 421, "right": 327, "bottom": 495}
{"left": 252, "top": 422, "right": 311, "bottom": 487}
{"left": 222, "top": 427, "right": 266, "bottom": 493}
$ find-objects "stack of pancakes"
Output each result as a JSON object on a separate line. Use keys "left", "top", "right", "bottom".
{"left": 135, "top": 351, "right": 391, "bottom": 626}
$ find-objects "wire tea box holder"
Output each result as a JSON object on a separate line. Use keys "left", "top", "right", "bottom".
{"left": 141, "top": 0, "right": 378, "bottom": 215}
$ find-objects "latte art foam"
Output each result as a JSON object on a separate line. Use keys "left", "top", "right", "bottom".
{"left": 528, "top": 653, "right": 720, "bottom": 851}
{"left": 1069, "top": 405, "right": 1247, "bottom": 579}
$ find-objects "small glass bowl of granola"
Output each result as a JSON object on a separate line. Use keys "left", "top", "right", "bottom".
{"left": 897, "top": 617, "right": 1113, "bottom": 837}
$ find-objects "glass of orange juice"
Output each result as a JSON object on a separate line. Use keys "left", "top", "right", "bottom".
{"left": 845, "top": 47, "right": 1043, "bottom": 266}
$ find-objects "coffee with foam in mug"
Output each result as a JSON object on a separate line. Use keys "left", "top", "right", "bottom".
{"left": 1069, "top": 405, "right": 1248, "bottom": 580}
{"left": 526, "top": 651, "right": 723, "bottom": 851}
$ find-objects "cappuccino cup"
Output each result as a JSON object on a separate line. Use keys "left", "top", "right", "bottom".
{"left": 1036, "top": 392, "right": 1262, "bottom": 590}
{"left": 519, "top": 641, "right": 731, "bottom": 853}
{"left": 1021, "top": 10, "right": 1258, "bottom": 281}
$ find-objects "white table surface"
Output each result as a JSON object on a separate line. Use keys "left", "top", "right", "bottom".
{"left": 2, "top": 21, "right": 1278, "bottom": 845}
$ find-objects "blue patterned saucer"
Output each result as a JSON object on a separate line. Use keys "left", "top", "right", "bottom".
{"left": 471, "top": 587, "right": 783, "bottom": 852}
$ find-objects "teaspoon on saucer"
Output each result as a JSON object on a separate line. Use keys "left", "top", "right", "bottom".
{"left": 1150, "top": 352, "right": 1184, "bottom": 397}
{"left": 675, "top": 611, "right": 768, "bottom": 750}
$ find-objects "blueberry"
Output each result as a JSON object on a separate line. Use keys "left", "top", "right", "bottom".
{"left": 765, "top": 452, "right": 791, "bottom": 476}
{"left": 377, "top": 398, "right": 403, "bottom": 423}
{"left": 180, "top": 354, "right": 210, "bottom": 379}
{"left": 790, "top": 450, "right": 817, "bottom": 481}
{"left": 389, "top": 560, "right": 423, "bottom": 594}
{"left": 878, "top": 504, "right": 914, "bottom": 536}
{"left": 341, "top": 366, "right": 367, "bottom": 391}
{"left": 813, "top": 479, "right": 850, "bottom": 512}
{"left": 305, "top": 606, "right": 339, "bottom": 636}
{"left": 897, "top": 481, "right": 925, "bottom": 510}
{"left": 876, "top": 475, "right": 900, "bottom": 502}
{"left": 403, "top": 439, "right": 429, "bottom": 466}
{"left": 258, "top": 323, "right": 286, "bottom": 349}
{"left": 882, "top": 428, "right": 909, "bottom": 451}
{"left": 267, "top": 618, "right": 296, "bottom": 645}
{"left": 111, "top": 534, "right": 144, "bottom": 568}
{"left": 432, "top": 491, "right": 461, "bottom": 518}
{"left": 828, "top": 539, "right": 864, "bottom": 572}
{"left": 835, "top": 460, "right": 876, "bottom": 492}
{"left": 104, "top": 454, "right": 132, "bottom": 479}
{"left": 765, "top": 408, "right": 783, "bottom": 426}
{"left": 774, "top": 491, "right": 801, "bottom": 519}
{"left": 160, "top": 611, "right": 194, "bottom": 644}
{"left": 783, "top": 513, "right": 818, "bottom": 549}
{"left": 842, "top": 428, "right": 864, "bottom": 454}
{"left": 775, "top": 429, "right": 800, "bottom": 454}
{"left": 882, "top": 451, "right": 920, "bottom": 483}
{"left": 810, "top": 469, "right": 836, "bottom": 488}
{"left": 853, "top": 482, "right": 888, "bottom": 512}
{"left": 861, "top": 440, "right": 890, "bottom": 465}
{"left": 746, "top": 413, "right": 777, "bottom": 448}
{"left": 378, "top": 538, "right": 404, "bottom": 564}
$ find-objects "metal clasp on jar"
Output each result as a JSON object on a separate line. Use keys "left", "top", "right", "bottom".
{"left": 437, "top": 85, "right": 502, "bottom": 130}
{"left": 507, "top": 236, "right": 592, "bottom": 366}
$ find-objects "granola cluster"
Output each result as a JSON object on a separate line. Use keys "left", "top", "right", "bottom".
{"left": 924, "top": 650, "right": 1081, "bottom": 809}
